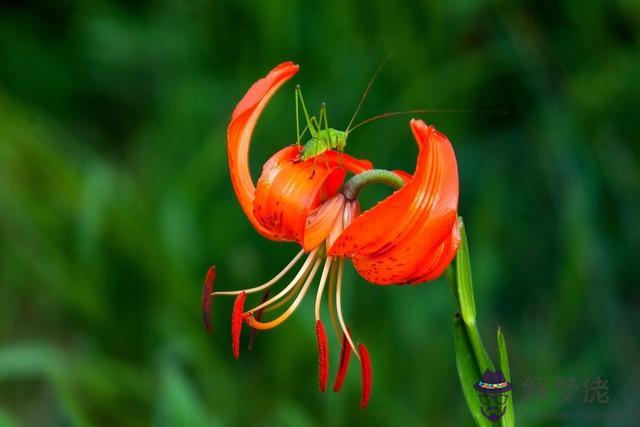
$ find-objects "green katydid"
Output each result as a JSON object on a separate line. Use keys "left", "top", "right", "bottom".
{"left": 293, "top": 59, "right": 385, "bottom": 162}
{"left": 293, "top": 62, "right": 507, "bottom": 164}
{"left": 294, "top": 86, "right": 350, "bottom": 162}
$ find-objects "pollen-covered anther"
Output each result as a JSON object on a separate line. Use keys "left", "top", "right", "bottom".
{"left": 202, "top": 266, "right": 216, "bottom": 335}
{"left": 316, "top": 320, "right": 329, "bottom": 392}
{"left": 359, "top": 343, "right": 372, "bottom": 409}
{"left": 231, "top": 292, "right": 247, "bottom": 359}
{"left": 333, "top": 332, "right": 352, "bottom": 392}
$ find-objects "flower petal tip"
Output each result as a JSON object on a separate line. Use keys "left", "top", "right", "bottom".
{"left": 231, "top": 292, "right": 247, "bottom": 359}
{"left": 202, "top": 266, "right": 216, "bottom": 335}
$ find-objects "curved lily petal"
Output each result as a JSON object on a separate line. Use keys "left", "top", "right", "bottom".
{"left": 409, "top": 219, "right": 460, "bottom": 282}
{"left": 322, "top": 151, "right": 373, "bottom": 175}
{"left": 329, "top": 119, "right": 460, "bottom": 284}
{"left": 303, "top": 193, "right": 347, "bottom": 251}
{"left": 254, "top": 145, "right": 345, "bottom": 243}
{"left": 228, "top": 62, "right": 373, "bottom": 242}
{"left": 227, "top": 62, "right": 300, "bottom": 239}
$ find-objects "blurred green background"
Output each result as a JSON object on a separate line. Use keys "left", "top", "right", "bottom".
{"left": 1, "top": 1, "right": 639, "bottom": 426}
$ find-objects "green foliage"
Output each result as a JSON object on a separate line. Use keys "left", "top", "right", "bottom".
{"left": 456, "top": 218, "right": 477, "bottom": 325}
{"left": 453, "top": 314, "right": 493, "bottom": 427}
{"left": 498, "top": 327, "right": 515, "bottom": 427}
{"left": 1, "top": 0, "right": 639, "bottom": 425}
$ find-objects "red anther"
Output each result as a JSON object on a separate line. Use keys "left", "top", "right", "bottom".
{"left": 202, "top": 266, "right": 216, "bottom": 335}
{"left": 248, "top": 289, "right": 270, "bottom": 351}
{"left": 333, "top": 332, "right": 352, "bottom": 392}
{"left": 231, "top": 292, "right": 246, "bottom": 359}
{"left": 315, "top": 320, "right": 329, "bottom": 392}
{"left": 358, "top": 343, "right": 372, "bottom": 409}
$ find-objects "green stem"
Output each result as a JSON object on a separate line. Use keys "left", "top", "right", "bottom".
{"left": 444, "top": 265, "right": 459, "bottom": 308}
{"left": 448, "top": 217, "right": 515, "bottom": 426}
{"left": 448, "top": 218, "right": 494, "bottom": 373}
{"left": 342, "top": 169, "right": 404, "bottom": 200}
{"left": 446, "top": 271, "right": 494, "bottom": 372}
{"left": 464, "top": 320, "right": 494, "bottom": 373}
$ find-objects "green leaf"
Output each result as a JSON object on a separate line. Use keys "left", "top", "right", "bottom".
{"left": 453, "top": 314, "right": 493, "bottom": 427}
{"left": 498, "top": 327, "right": 515, "bottom": 427}
{"left": 455, "top": 217, "right": 494, "bottom": 373}
{"left": 456, "top": 217, "right": 476, "bottom": 324}
{"left": 444, "top": 264, "right": 460, "bottom": 310}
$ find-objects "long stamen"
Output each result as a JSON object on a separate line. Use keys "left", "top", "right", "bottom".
{"left": 231, "top": 292, "right": 246, "bottom": 359}
{"left": 335, "top": 258, "right": 359, "bottom": 360}
{"left": 316, "top": 320, "right": 329, "bottom": 392}
{"left": 212, "top": 249, "right": 306, "bottom": 297}
{"left": 245, "top": 258, "right": 322, "bottom": 330}
{"left": 263, "top": 263, "right": 311, "bottom": 313}
{"left": 202, "top": 266, "right": 216, "bottom": 334}
{"left": 314, "top": 257, "right": 333, "bottom": 320}
{"left": 247, "top": 289, "right": 270, "bottom": 351}
{"left": 327, "top": 260, "right": 341, "bottom": 340}
{"left": 313, "top": 257, "right": 333, "bottom": 393}
{"left": 245, "top": 249, "right": 318, "bottom": 314}
{"left": 333, "top": 330, "right": 352, "bottom": 392}
{"left": 359, "top": 344, "right": 372, "bottom": 408}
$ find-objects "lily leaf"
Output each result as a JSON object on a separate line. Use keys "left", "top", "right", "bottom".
{"left": 498, "top": 327, "right": 515, "bottom": 427}
{"left": 455, "top": 217, "right": 476, "bottom": 324}
{"left": 453, "top": 313, "right": 493, "bottom": 427}
{"left": 444, "top": 264, "right": 460, "bottom": 309}
{"left": 455, "top": 217, "right": 494, "bottom": 373}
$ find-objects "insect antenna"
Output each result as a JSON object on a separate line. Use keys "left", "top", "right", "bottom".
{"left": 345, "top": 54, "right": 391, "bottom": 133}
{"left": 348, "top": 108, "right": 509, "bottom": 133}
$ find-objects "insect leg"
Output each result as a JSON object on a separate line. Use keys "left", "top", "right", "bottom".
{"left": 307, "top": 106, "right": 327, "bottom": 180}
{"left": 320, "top": 103, "right": 344, "bottom": 168}
{"left": 295, "top": 85, "right": 301, "bottom": 146}
{"left": 319, "top": 103, "right": 332, "bottom": 170}
{"left": 296, "top": 85, "right": 317, "bottom": 137}
{"left": 309, "top": 151, "right": 318, "bottom": 180}
{"left": 310, "top": 116, "right": 322, "bottom": 137}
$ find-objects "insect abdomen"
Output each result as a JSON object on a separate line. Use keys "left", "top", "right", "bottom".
{"left": 300, "top": 139, "right": 329, "bottom": 161}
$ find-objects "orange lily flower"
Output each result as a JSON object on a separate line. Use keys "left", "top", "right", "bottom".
{"left": 203, "top": 62, "right": 460, "bottom": 409}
